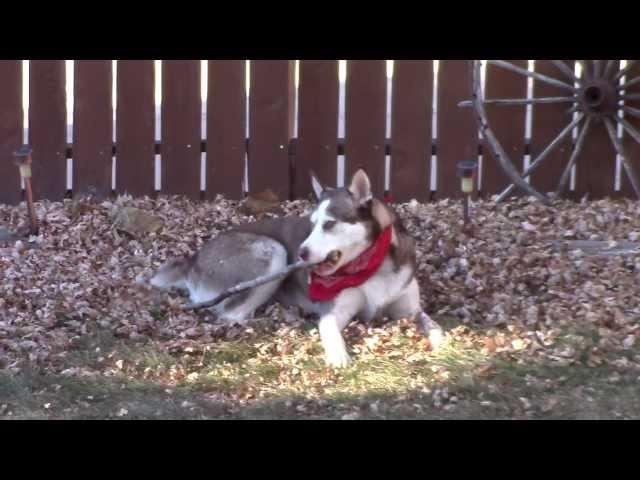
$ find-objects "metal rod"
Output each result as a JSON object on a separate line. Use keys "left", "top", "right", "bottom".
{"left": 13, "top": 149, "right": 39, "bottom": 236}
{"left": 25, "top": 189, "right": 38, "bottom": 235}
{"left": 487, "top": 60, "right": 576, "bottom": 93}
{"left": 551, "top": 60, "right": 580, "bottom": 83}
{"left": 469, "top": 61, "right": 550, "bottom": 204}
{"left": 458, "top": 96, "right": 577, "bottom": 108}
{"left": 604, "top": 117, "right": 640, "bottom": 199}
{"left": 24, "top": 161, "right": 38, "bottom": 236}
{"left": 613, "top": 60, "right": 639, "bottom": 81}
{"left": 555, "top": 116, "right": 592, "bottom": 197}
{"left": 616, "top": 115, "right": 640, "bottom": 145}
{"left": 617, "top": 76, "right": 640, "bottom": 91}
{"left": 463, "top": 195, "right": 469, "bottom": 227}
{"left": 496, "top": 114, "right": 585, "bottom": 202}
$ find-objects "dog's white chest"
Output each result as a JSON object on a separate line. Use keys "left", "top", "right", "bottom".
{"left": 359, "top": 259, "right": 413, "bottom": 319}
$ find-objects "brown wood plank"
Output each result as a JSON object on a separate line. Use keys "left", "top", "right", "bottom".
{"left": 161, "top": 60, "right": 201, "bottom": 198}
{"left": 295, "top": 60, "right": 339, "bottom": 198}
{"left": 621, "top": 60, "right": 640, "bottom": 198}
{"left": 29, "top": 60, "right": 67, "bottom": 201}
{"left": 206, "top": 60, "right": 246, "bottom": 200}
{"left": 73, "top": 61, "right": 112, "bottom": 198}
{"left": 0, "top": 61, "right": 23, "bottom": 205}
{"left": 483, "top": 60, "right": 528, "bottom": 196}
{"left": 390, "top": 60, "right": 432, "bottom": 202}
{"left": 573, "top": 119, "right": 616, "bottom": 199}
{"left": 574, "top": 63, "right": 617, "bottom": 198}
{"left": 116, "top": 60, "right": 155, "bottom": 197}
{"left": 248, "top": 60, "right": 295, "bottom": 199}
{"left": 436, "top": 60, "right": 477, "bottom": 199}
{"left": 529, "top": 60, "right": 575, "bottom": 195}
{"left": 345, "top": 60, "right": 387, "bottom": 196}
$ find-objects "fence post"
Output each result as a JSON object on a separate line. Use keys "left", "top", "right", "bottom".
{"left": 161, "top": 60, "right": 201, "bottom": 198}
{"left": 116, "top": 60, "right": 155, "bottom": 198}
{"left": 248, "top": 60, "right": 296, "bottom": 200}
{"left": 29, "top": 60, "right": 67, "bottom": 201}
{"left": 0, "top": 61, "right": 22, "bottom": 205}
{"left": 295, "top": 60, "right": 339, "bottom": 198}
{"left": 482, "top": 60, "right": 528, "bottom": 196}
{"left": 345, "top": 60, "right": 387, "bottom": 196}
{"left": 206, "top": 60, "right": 246, "bottom": 200}
{"left": 74, "top": 60, "right": 112, "bottom": 199}
{"left": 391, "top": 60, "right": 433, "bottom": 202}
{"left": 436, "top": 60, "right": 478, "bottom": 200}
{"left": 529, "top": 61, "right": 575, "bottom": 196}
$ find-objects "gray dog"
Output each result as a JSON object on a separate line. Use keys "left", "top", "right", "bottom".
{"left": 150, "top": 169, "right": 444, "bottom": 367}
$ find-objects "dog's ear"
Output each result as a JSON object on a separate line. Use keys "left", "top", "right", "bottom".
{"left": 310, "top": 171, "right": 325, "bottom": 201}
{"left": 371, "top": 198, "right": 398, "bottom": 245}
{"left": 349, "top": 169, "right": 372, "bottom": 205}
{"left": 371, "top": 198, "right": 393, "bottom": 230}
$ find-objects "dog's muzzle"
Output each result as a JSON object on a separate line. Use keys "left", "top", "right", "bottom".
{"left": 312, "top": 250, "right": 342, "bottom": 275}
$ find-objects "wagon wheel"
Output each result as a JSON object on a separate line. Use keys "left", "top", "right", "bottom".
{"left": 461, "top": 60, "right": 640, "bottom": 204}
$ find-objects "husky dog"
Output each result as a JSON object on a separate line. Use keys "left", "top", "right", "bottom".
{"left": 150, "top": 169, "right": 444, "bottom": 367}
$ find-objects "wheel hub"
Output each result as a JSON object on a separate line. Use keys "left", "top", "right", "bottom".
{"left": 578, "top": 79, "right": 618, "bottom": 117}
{"left": 469, "top": 60, "right": 640, "bottom": 203}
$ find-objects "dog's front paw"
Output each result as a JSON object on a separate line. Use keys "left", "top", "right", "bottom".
{"left": 428, "top": 327, "right": 445, "bottom": 351}
{"left": 325, "top": 346, "right": 351, "bottom": 368}
{"left": 319, "top": 315, "right": 352, "bottom": 368}
{"left": 419, "top": 312, "right": 445, "bottom": 351}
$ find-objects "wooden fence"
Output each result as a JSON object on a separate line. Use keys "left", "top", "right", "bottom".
{"left": 0, "top": 60, "right": 638, "bottom": 206}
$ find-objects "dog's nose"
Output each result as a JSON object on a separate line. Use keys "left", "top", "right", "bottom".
{"left": 298, "top": 246, "right": 310, "bottom": 262}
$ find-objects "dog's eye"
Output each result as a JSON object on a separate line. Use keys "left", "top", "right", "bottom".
{"left": 323, "top": 220, "right": 337, "bottom": 231}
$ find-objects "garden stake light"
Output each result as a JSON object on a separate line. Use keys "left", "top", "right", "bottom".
{"left": 457, "top": 159, "right": 478, "bottom": 231}
{"left": 13, "top": 145, "right": 39, "bottom": 236}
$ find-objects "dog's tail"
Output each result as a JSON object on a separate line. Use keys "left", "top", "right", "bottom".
{"left": 147, "top": 257, "right": 191, "bottom": 290}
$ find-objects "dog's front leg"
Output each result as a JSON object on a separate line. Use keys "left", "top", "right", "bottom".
{"left": 386, "top": 278, "right": 445, "bottom": 350}
{"left": 418, "top": 311, "right": 445, "bottom": 350}
{"left": 318, "top": 314, "right": 352, "bottom": 368}
{"left": 318, "top": 291, "right": 363, "bottom": 368}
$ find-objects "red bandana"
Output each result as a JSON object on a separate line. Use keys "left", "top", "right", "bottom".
{"left": 308, "top": 226, "right": 393, "bottom": 302}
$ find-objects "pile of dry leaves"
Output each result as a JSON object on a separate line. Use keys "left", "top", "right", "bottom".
{"left": 1, "top": 193, "right": 640, "bottom": 388}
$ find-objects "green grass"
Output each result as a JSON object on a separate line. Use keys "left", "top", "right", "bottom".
{"left": 2, "top": 322, "right": 640, "bottom": 419}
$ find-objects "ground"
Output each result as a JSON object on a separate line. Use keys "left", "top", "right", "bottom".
{"left": 1, "top": 194, "right": 640, "bottom": 419}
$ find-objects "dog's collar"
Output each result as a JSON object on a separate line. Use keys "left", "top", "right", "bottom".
{"left": 308, "top": 226, "right": 393, "bottom": 302}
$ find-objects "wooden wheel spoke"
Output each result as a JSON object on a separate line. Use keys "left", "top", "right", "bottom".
{"left": 566, "top": 104, "right": 581, "bottom": 115}
{"left": 496, "top": 113, "right": 585, "bottom": 202}
{"left": 617, "top": 115, "right": 640, "bottom": 145}
{"left": 488, "top": 60, "right": 576, "bottom": 93}
{"left": 551, "top": 61, "right": 579, "bottom": 83}
{"left": 613, "top": 61, "right": 639, "bottom": 81}
{"left": 458, "top": 96, "right": 577, "bottom": 108}
{"left": 555, "top": 116, "right": 592, "bottom": 197}
{"left": 617, "top": 76, "right": 640, "bottom": 91}
{"left": 472, "top": 60, "right": 639, "bottom": 203}
{"left": 470, "top": 61, "right": 550, "bottom": 204}
{"left": 604, "top": 117, "right": 640, "bottom": 199}
{"left": 593, "top": 60, "right": 603, "bottom": 78}
{"left": 623, "top": 105, "right": 640, "bottom": 119}
{"left": 577, "top": 61, "right": 590, "bottom": 81}
{"left": 603, "top": 60, "right": 617, "bottom": 79}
